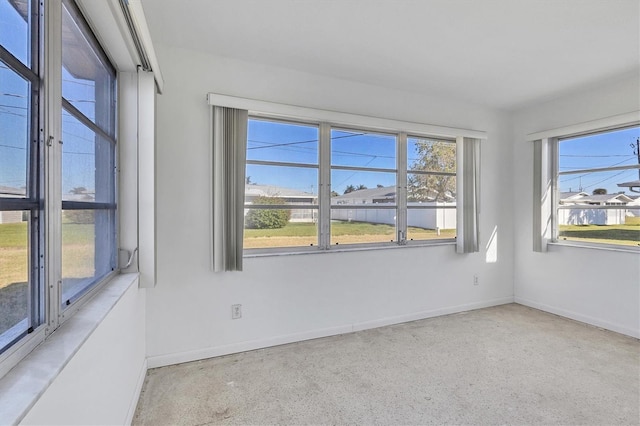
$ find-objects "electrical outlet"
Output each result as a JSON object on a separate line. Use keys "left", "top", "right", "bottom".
{"left": 231, "top": 304, "right": 242, "bottom": 319}
{"left": 473, "top": 274, "right": 479, "bottom": 286}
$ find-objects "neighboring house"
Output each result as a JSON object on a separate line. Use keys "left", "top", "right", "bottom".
{"left": 617, "top": 180, "right": 640, "bottom": 193}
{"left": 0, "top": 186, "right": 25, "bottom": 224}
{"left": 332, "top": 186, "right": 396, "bottom": 205}
{"left": 245, "top": 184, "right": 317, "bottom": 222}
{"left": 558, "top": 192, "right": 636, "bottom": 225}
{"left": 331, "top": 186, "right": 456, "bottom": 230}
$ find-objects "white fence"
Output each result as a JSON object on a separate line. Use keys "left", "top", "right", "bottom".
{"left": 557, "top": 208, "right": 629, "bottom": 225}
{"left": 330, "top": 203, "right": 456, "bottom": 230}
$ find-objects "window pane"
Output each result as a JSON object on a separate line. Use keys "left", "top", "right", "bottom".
{"left": 245, "top": 164, "right": 318, "bottom": 203}
{"left": 62, "top": 109, "right": 115, "bottom": 203}
{"left": 247, "top": 119, "right": 318, "bottom": 164}
{"left": 557, "top": 168, "right": 640, "bottom": 247}
{"left": 0, "top": 0, "right": 31, "bottom": 67}
{"left": 0, "top": 64, "right": 30, "bottom": 197}
{"left": 0, "top": 211, "right": 29, "bottom": 347}
{"left": 62, "top": 1, "right": 115, "bottom": 133}
{"left": 559, "top": 126, "right": 640, "bottom": 177}
{"left": 61, "top": 209, "right": 115, "bottom": 305}
{"left": 408, "top": 173, "right": 456, "bottom": 202}
{"left": 244, "top": 209, "right": 318, "bottom": 249}
{"left": 408, "top": 138, "right": 456, "bottom": 173}
{"left": 330, "top": 209, "right": 396, "bottom": 245}
{"left": 331, "top": 170, "right": 396, "bottom": 204}
{"left": 558, "top": 169, "right": 639, "bottom": 197}
{"left": 331, "top": 129, "right": 396, "bottom": 169}
{"left": 406, "top": 207, "right": 456, "bottom": 241}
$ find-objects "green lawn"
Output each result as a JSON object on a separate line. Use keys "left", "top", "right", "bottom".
{"left": 558, "top": 224, "right": 640, "bottom": 247}
{"left": 0, "top": 221, "right": 94, "bottom": 289}
{"left": 244, "top": 221, "right": 455, "bottom": 248}
{"left": 0, "top": 222, "right": 29, "bottom": 248}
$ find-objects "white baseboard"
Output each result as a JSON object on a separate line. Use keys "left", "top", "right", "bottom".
{"left": 514, "top": 297, "right": 639, "bottom": 339}
{"left": 352, "top": 297, "right": 514, "bottom": 332}
{"left": 147, "top": 296, "right": 514, "bottom": 369}
{"left": 125, "top": 358, "right": 148, "bottom": 425}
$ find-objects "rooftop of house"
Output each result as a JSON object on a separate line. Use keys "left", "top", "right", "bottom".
{"left": 245, "top": 184, "right": 316, "bottom": 199}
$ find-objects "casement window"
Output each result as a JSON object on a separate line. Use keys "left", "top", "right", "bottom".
{"left": 0, "top": 0, "right": 117, "bottom": 367}
{"left": 532, "top": 118, "right": 640, "bottom": 252}
{"left": 241, "top": 116, "right": 465, "bottom": 253}
{"left": 209, "top": 95, "right": 482, "bottom": 269}
{"left": 554, "top": 125, "right": 640, "bottom": 248}
{"left": 244, "top": 119, "right": 319, "bottom": 249}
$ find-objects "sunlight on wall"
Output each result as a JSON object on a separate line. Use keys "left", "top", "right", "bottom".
{"left": 486, "top": 226, "right": 498, "bottom": 263}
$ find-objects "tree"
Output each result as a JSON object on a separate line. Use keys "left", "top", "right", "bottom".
{"left": 408, "top": 140, "right": 456, "bottom": 202}
{"left": 330, "top": 190, "right": 339, "bottom": 197}
{"left": 245, "top": 196, "right": 290, "bottom": 229}
{"left": 355, "top": 184, "right": 367, "bottom": 191}
{"left": 344, "top": 184, "right": 356, "bottom": 194}
{"left": 64, "top": 210, "right": 94, "bottom": 224}
{"left": 65, "top": 187, "right": 94, "bottom": 223}
{"left": 592, "top": 188, "right": 607, "bottom": 195}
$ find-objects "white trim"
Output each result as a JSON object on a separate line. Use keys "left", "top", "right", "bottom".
{"left": 207, "top": 93, "right": 487, "bottom": 140}
{"left": 125, "top": 358, "right": 148, "bottom": 425}
{"left": 137, "top": 70, "right": 157, "bottom": 287}
{"left": 125, "top": 0, "right": 165, "bottom": 93}
{"left": 514, "top": 297, "right": 639, "bottom": 339}
{"left": 75, "top": 0, "right": 164, "bottom": 92}
{"left": 548, "top": 241, "right": 640, "bottom": 254}
{"left": 527, "top": 111, "right": 640, "bottom": 141}
{"left": 147, "top": 296, "right": 513, "bottom": 369}
{"left": 0, "top": 273, "right": 139, "bottom": 425}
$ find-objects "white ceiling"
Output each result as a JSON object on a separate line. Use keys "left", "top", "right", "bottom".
{"left": 139, "top": 0, "right": 640, "bottom": 111}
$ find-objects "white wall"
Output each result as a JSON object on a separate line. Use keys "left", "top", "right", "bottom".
{"left": 146, "top": 45, "right": 515, "bottom": 366}
{"left": 512, "top": 72, "right": 640, "bottom": 338}
{"left": 21, "top": 280, "right": 147, "bottom": 425}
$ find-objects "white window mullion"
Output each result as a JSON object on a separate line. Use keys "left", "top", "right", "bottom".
{"left": 319, "top": 122, "right": 331, "bottom": 250}
{"left": 44, "top": 0, "right": 63, "bottom": 333}
{"left": 397, "top": 132, "right": 407, "bottom": 244}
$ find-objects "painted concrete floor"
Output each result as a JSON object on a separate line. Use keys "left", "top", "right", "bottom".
{"left": 133, "top": 304, "right": 640, "bottom": 425}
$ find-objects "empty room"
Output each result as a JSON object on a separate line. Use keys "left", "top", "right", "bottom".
{"left": 0, "top": 0, "right": 638, "bottom": 424}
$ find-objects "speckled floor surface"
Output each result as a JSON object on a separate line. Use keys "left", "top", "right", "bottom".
{"left": 133, "top": 304, "right": 639, "bottom": 425}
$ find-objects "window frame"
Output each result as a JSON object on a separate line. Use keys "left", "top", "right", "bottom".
{"left": 0, "top": 0, "right": 45, "bottom": 365}
{"left": 550, "top": 124, "right": 640, "bottom": 251}
{"left": 59, "top": 0, "right": 118, "bottom": 312}
{"left": 243, "top": 114, "right": 462, "bottom": 255}
{"left": 0, "top": 0, "right": 119, "bottom": 377}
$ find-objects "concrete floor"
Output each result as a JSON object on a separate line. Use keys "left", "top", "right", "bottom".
{"left": 133, "top": 304, "right": 640, "bottom": 425}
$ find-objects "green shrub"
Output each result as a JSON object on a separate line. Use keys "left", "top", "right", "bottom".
{"left": 245, "top": 196, "right": 290, "bottom": 229}
{"left": 64, "top": 210, "right": 95, "bottom": 224}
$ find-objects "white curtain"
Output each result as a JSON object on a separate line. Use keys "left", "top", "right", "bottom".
{"left": 532, "top": 138, "right": 553, "bottom": 252}
{"left": 456, "top": 137, "right": 480, "bottom": 253}
{"left": 211, "top": 106, "right": 248, "bottom": 272}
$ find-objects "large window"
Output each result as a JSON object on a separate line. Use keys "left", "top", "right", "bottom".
{"left": 0, "top": 0, "right": 117, "bottom": 363}
{"left": 554, "top": 125, "right": 640, "bottom": 248}
{"left": 243, "top": 117, "right": 458, "bottom": 251}
{"left": 0, "top": 0, "right": 44, "bottom": 355}
{"left": 60, "top": 0, "right": 116, "bottom": 306}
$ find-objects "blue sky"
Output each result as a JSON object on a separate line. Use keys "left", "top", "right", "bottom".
{"left": 559, "top": 126, "right": 639, "bottom": 194}
{"left": 2, "top": 1, "right": 638, "bottom": 199}
{"left": 247, "top": 118, "right": 640, "bottom": 198}
{"left": 1, "top": 1, "right": 104, "bottom": 197}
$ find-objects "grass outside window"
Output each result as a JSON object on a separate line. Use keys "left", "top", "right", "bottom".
{"left": 244, "top": 221, "right": 455, "bottom": 249}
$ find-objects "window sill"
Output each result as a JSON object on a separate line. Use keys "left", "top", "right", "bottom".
{"left": 548, "top": 240, "right": 640, "bottom": 254}
{"left": 244, "top": 239, "right": 456, "bottom": 258}
{"left": 0, "top": 273, "right": 139, "bottom": 425}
